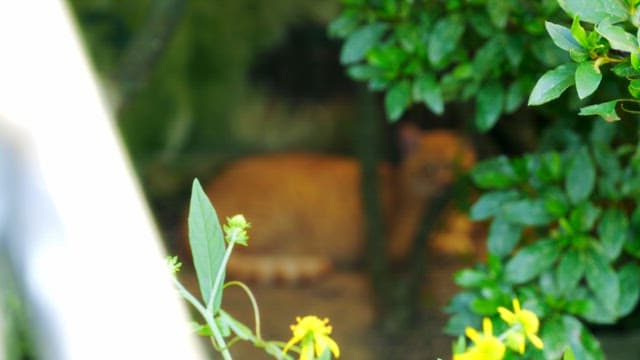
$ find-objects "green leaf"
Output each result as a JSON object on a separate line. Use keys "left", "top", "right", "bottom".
{"left": 545, "top": 21, "right": 583, "bottom": 52}
{"left": 502, "top": 199, "right": 555, "bottom": 226}
{"left": 327, "top": 10, "right": 360, "bottom": 38}
{"left": 475, "top": 82, "right": 504, "bottom": 132}
{"left": 471, "top": 156, "right": 519, "bottom": 189}
{"left": 542, "top": 317, "right": 568, "bottom": 360}
{"left": 505, "top": 77, "right": 531, "bottom": 113}
{"left": 470, "top": 190, "right": 520, "bottom": 220}
{"left": 428, "top": 15, "right": 464, "bottom": 67}
{"left": 564, "top": 348, "right": 576, "bottom": 360}
{"left": 505, "top": 239, "right": 562, "bottom": 284}
{"left": 575, "top": 61, "right": 602, "bottom": 99}
{"left": 472, "top": 38, "right": 502, "bottom": 79}
{"left": 585, "top": 250, "right": 620, "bottom": 314}
{"left": 617, "top": 263, "right": 640, "bottom": 317}
{"left": 488, "top": 217, "right": 522, "bottom": 257}
{"left": 571, "top": 16, "right": 589, "bottom": 48}
{"left": 565, "top": 146, "right": 595, "bottom": 204}
{"left": 556, "top": 249, "right": 585, "bottom": 295}
{"left": 596, "top": 19, "right": 638, "bottom": 53}
{"left": 563, "top": 315, "right": 606, "bottom": 360}
{"left": 579, "top": 100, "right": 620, "bottom": 121}
{"left": 346, "top": 64, "right": 382, "bottom": 80}
{"left": 340, "top": 23, "right": 387, "bottom": 64}
{"left": 188, "top": 179, "right": 226, "bottom": 310}
{"left": 558, "top": 0, "right": 629, "bottom": 24}
{"left": 487, "top": 0, "right": 510, "bottom": 29}
{"left": 528, "top": 63, "right": 577, "bottom": 106}
{"left": 412, "top": 74, "right": 444, "bottom": 115}
{"left": 597, "top": 208, "right": 628, "bottom": 260}
{"left": 384, "top": 80, "right": 411, "bottom": 121}
{"left": 568, "top": 201, "right": 601, "bottom": 232}
{"left": 454, "top": 268, "right": 488, "bottom": 287}
{"left": 217, "top": 310, "right": 255, "bottom": 341}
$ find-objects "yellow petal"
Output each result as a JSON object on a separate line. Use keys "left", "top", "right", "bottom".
{"left": 512, "top": 298, "right": 521, "bottom": 313}
{"left": 465, "top": 326, "right": 481, "bottom": 343}
{"left": 482, "top": 318, "right": 494, "bottom": 336}
{"left": 283, "top": 335, "right": 301, "bottom": 355}
{"left": 497, "top": 307, "right": 515, "bottom": 324}
{"left": 326, "top": 336, "right": 340, "bottom": 358}
{"left": 528, "top": 333, "right": 544, "bottom": 349}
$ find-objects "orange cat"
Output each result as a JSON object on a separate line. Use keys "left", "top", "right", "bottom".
{"left": 191, "top": 127, "right": 476, "bottom": 283}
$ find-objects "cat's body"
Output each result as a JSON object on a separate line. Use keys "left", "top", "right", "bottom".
{"left": 193, "top": 129, "right": 476, "bottom": 283}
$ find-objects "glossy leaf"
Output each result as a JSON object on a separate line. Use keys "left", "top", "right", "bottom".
{"left": 487, "top": 217, "right": 522, "bottom": 257}
{"left": 575, "top": 61, "right": 602, "bottom": 99}
{"left": 471, "top": 156, "right": 519, "bottom": 189}
{"left": 412, "top": 74, "right": 443, "bottom": 115}
{"left": 617, "top": 263, "right": 640, "bottom": 317}
{"left": 505, "top": 239, "right": 562, "bottom": 284}
{"left": 475, "top": 82, "right": 504, "bottom": 132}
{"left": 529, "top": 63, "right": 577, "bottom": 106}
{"left": 545, "top": 21, "right": 583, "bottom": 52}
{"left": 428, "top": 15, "right": 464, "bottom": 66}
{"left": 470, "top": 190, "right": 520, "bottom": 220}
{"left": 188, "top": 179, "right": 226, "bottom": 311}
{"left": 340, "top": 23, "right": 387, "bottom": 64}
{"left": 557, "top": 0, "right": 629, "bottom": 24}
{"left": 384, "top": 80, "right": 412, "bottom": 121}
{"left": 585, "top": 250, "right": 619, "bottom": 314}
{"left": 579, "top": 100, "right": 620, "bottom": 121}
{"left": 502, "top": 199, "right": 555, "bottom": 226}
{"left": 556, "top": 249, "right": 585, "bottom": 295}
{"left": 565, "top": 146, "right": 595, "bottom": 204}
{"left": 596, "top": 19, "right": 638, "bottom": 53}
{"left": 597, "top": 208, "right": 628, "bottom": 260}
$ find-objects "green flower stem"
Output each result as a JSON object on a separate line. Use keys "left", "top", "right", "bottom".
{"left": 171, "top": 276, "right": 233, "bottom": 360}
{"left": 224, "top": 281, "right": 262, "bottom": 340}
{"left": 208, "top": 238, "right": 237, "bottom": 311}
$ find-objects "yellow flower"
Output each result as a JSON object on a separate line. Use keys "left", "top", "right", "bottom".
{"left": 497, "top": 298, "right": 544, "bottom": 352}
{"left": 454, "top": 318, "right": 506, "bottom": 360}
{"left": 283, "top": 316, "right": 340, "bottom": 360}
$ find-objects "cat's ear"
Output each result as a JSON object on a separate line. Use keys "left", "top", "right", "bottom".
{"left": 398, "top": 123, "right": 423, "bottom": 155}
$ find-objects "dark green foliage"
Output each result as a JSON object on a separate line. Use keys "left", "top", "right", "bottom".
{"left": 446, "top": 122, "right": 640, "bottom": 357}
{"left": 329, "top": 0, "right": 563, "bottom": 130}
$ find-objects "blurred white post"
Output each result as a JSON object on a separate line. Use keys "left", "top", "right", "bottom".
{"left": 0, "top": 1, "right": 205, "bottom": 359}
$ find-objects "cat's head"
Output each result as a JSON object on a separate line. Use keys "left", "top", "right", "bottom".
{"left": 398, "top": 125, "right": 475, "bottom": 197}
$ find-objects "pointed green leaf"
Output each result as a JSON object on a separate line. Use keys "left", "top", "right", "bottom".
{"left": 413, "top": 74, "right": 444, "bottom": 115}
{"left": 565, "top": 146, "right": 595, "bottom": 204}
{"left": 487, "top": 217, "right": 522, "bottom": 257}
{"left": 471, "top": 156, "right": 519, "bottom": 189}
{"left": 571, "top": 17, "right": 589, "bottom": 48}
{"left": 597, "top": 208, "right": 628, "bottom": 260}
{"left": 385, "top": 80, "right": 411, "bottom": 121}
{"left": 528, "top": 63, "right": 577, "bottom": 106}
{"left": 475, "top": 82, "right": 504, "bottom": 132}
{"left": 188, "top": 179, "right": 226, "bottom": 310}
{"left": 505, "top": 239, "right": 562, "bottom": 284}
{"left": 428, "top": 15, "right": 465, "bottom": 67}
{"left": 487, "top": 0, "right": 510, "bottom": 29}
{"left": 575, "top": 61, "right": 602, "bottom": 99}
{"left": 617, "top": 263, "right": 640, "bottom": 317}
{"left": 558, "top": 0, "right": 629, "bottom": 24}
{"left": 546, "top": 21, "right": 583, "bottom": 52}
{"left": 579, "top": 100, "right": 620, "bottom": 121}
{"left": 470, "top": 190, "right": 520, "bottom": 220}
{"left": 556, "top": 249, "right": 585, "bottom": 295}
{"left": 596, "top": 20, "right": 638, "bottom": 53}
{"left": 340, "top": 23, "right": 387, "bottom": 64}
{"left": 502, "top": 199, "right": 555, "bottom": 226}
{"left": 585, "top": 250, "right": 619, "bottom": 314}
